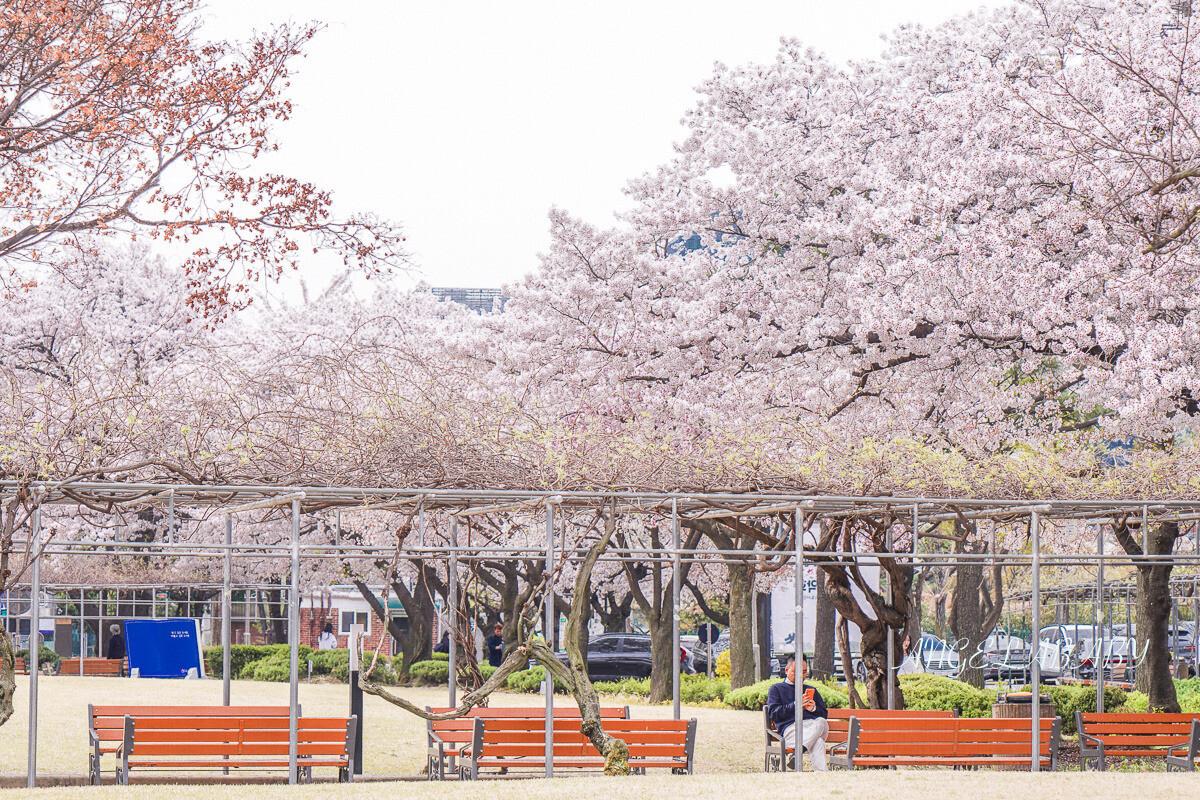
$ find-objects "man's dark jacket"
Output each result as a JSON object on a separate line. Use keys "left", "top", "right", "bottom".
{"left": 765, "top": 680, "right": 828, "bottom": 732}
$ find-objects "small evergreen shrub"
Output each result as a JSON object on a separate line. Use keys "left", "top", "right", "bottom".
{"left": 899, "top": 674, "right": 992, "bottom": 717}
{"left": 1018, "top": 683, "right": 1128, "bottom": 734}
{"left": 408, "top": 659, "right": 449, "bottom": 685}
{"left": 15, "top": 647, "right": 60, "bottom": 668}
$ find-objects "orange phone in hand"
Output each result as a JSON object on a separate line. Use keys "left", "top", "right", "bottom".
{"left": 804, "top": 688, "right": 815, "bottom": 705}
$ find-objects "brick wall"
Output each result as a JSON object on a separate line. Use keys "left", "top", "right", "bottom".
{"left": 299, "top": 607, "right": 395, "bottom": 654}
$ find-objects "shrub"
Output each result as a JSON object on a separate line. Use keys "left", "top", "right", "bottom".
{"left": 1117, "top": 690, "right": 1149, "bottom": 712}
{"left": 1171, "top": 677, "right": 1200, "bottom": 713}
{"left": 592, "top": 677, "right": 650, "bottom": 696}
{"left": 408, "top": 659, "right": 449, "bottom": 685}
{"left": 899, "top": 674, "right": 992, "bottom": 717}
{"left": 308, "top": 648, "right": 348, "bottom": 676}
{"left": 504, "top": 665, "right": 569, "bottom": 693}
{"left": 15, "top": 646, "right": 60, "bottom": 668}
{"left": 715, "top": 650, "right": 731, "bottom": 678}
{"left": 249, "top": 655, "right": 291, "bottom": 682}
{"left": 203, "top": 644, "right": 314, "bottom": 679}
{"left": 430, "top": 651, "right": 449, "bottom": 662}
{"left": 681, "top": 675, "right": 730, "bottom": 704}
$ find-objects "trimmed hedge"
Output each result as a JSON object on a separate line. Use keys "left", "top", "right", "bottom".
{"left": 587, "top": 675, "right": 730, "bottom": 704}
{"left": 899, "top": 674, "right": 992, "bottom": 717}
{"left": 1018, "top": 683, "right": 1128, "bottom": 734}
{"left": 203, "top": 645, "right": 299, "bottom": 679}
{"left": 1113, "top": 679, "right": 1200, "bottom": 714}
{"left": 202, "top": 644, "right": 401, "bottom": 684}
{"left": 408, "top": 659, "right": 449, "bottom": 685}
{"left": 404, "top": 659, "right": 496, "bottom": 686}
{"left": 504, "top": 665, "right": 570, "bottom": 693}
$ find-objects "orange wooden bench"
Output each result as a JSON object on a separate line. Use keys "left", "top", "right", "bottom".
{"left": 830, "top": 715, "right": 1060, "bottom": 770}
{"left": 13, "top": 655, "right": 28, "bottom": 675}
{"left": 60, "top": 657, "right": 123, "bottom": 677}
{"left": 114, "top": 710, "right": 354, "bottom": 784}
{"left": 459, "top": 716, "right": 696, "bottom": 778}
{"left": 425, "top": 705, "right": 629, "bottom": 779}
{"left": 763, "top": 707, "right": 956, "bottom": 771}
{"left": 89, "top": 705, "right": 297, "bottom": 784}
{"left": 1076, "top": 712, "right": 1200, "bottom": 771}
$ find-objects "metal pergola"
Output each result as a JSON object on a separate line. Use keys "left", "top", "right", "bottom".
{"left": 5, "top": 480, "right": 1200, "bottom": 782}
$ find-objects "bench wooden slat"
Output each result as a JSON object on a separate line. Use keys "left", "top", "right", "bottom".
{"left": 88, "top": 704, "right": 299, "bottom": 785}
{"left": 426, "top": 706, "right": 642, "bottom": 780}
{"left": 60, "top": 658, "right": 124, "bottom": 676}
{"left": 93, "top": 705, "right": 292, "bottom": 716}
{"left": 455, "top": 716, "right": 696, "bottom": 779}
{"left": 127, "top": 759, "right": 350, "bottom": 769}
{"left": 830, "top": 715, "right": 1060, "bottom": 771}
{"left": 103, "top": 710, "right": 354, "bottom": 786}
{"left": 1077, "top": 711, "right": 1200, "bottom": 772}
{"left": 1084, "top": 713, "right": 1198, "bottom": 723}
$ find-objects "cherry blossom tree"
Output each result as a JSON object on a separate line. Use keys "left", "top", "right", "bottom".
{"left": 0, "top": 0, "right": 407, "bottom": 314}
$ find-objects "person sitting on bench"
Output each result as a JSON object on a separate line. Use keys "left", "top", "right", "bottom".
{"left": 766, "top": 654, "right": 829, "bottom": 770}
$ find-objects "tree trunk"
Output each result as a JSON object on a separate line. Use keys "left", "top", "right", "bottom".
{"left": 0, "top": 628, "right": 15, "bottom": 726}
{"left": 812, "top": 573, "right": 836, "bottom": 681}
{"left": 755, "top": 591, "right": 772, "bottom": 679}
{"left": 950, "top": 557, "right": 984, "bottom": 688}
{"left": 727, "top": 562, "right": 755, "bottom": 689}
{"left": 947, "top": 525, "right": 1001, "bottom": 691}
{"left": 1114, "top": 520, "right": 1182, "bottom": 712}
{"left": 390, "top": 576, "right": 434, "bottom": 681}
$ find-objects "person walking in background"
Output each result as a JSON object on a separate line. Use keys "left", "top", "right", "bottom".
{"left": 765, "top": 654, "right": 829, "bottom": 770}
{"left": 105, "top": 624, "right": 125, "bottom": 660}
{"left": 486, "top": 623, "right": 504, "bottom": 667}
{"left": 317, "top": 622, "right": 338, "bottom": 650}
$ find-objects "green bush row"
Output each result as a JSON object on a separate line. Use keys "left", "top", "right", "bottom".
{"left": 1017, "top": 683, "right": 1128, "bottom": 734}
{"left": 202, "top": 645, "right": 404, "bottom": 684}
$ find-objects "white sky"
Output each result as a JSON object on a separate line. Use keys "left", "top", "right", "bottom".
{"left": 201, "top": 1, "right": 998, "bottom": 293}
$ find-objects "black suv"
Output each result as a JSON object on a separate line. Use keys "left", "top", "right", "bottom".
{"left": 556, "top": 633, "right": 690, "bottom": 681}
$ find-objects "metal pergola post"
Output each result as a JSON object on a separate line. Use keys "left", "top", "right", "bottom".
{"left": 886, "top": 519, "right": 895, "bottom": 710}
{"left": 27, "top": 504, "right": 41, "bottom": 789}
{"left": 1031, "top": 510, "right": 1042, "bottom": 772}
{"left": 671, "top": 499, "right": 681, "bottom": 720}
{"left": 793, "top": 507, "right": 803, "bottom": 773}
{"left": 78, "top": 588, "right": 85, "bottom": 662}
{"left": 288, "top": 497, "right": 300, "bottom": 785}
{"left": 222, "top": 514, "right": 232, "bottom": 706}
{"left": 1096, "top": 522, "right": 1105, "bottom": 712}
{"left": 448, "top": 517, "right": 458, "bottom": 709}
{"left": 544, "top": 502, "right": 555, "bottom": 779}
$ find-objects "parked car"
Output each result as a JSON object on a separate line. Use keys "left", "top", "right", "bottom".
{"left": 690, "top": 630, "right": 729, "bottom": 672}
{"left": 910, "top": 632, "right": 961, "bottom": 677}
{"left": 982, "top": 630, "right": 1030, "bottom": 681}
{"left": 555, "top": 633, "right": 691, "bottom": 681}
{"left": 1036, "top": 623, "right": 1135, "bottom": 681}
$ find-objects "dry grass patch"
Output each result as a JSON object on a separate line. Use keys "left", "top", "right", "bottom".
{"left": 0, "top": 676, "right": 761, "bottom": 777}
